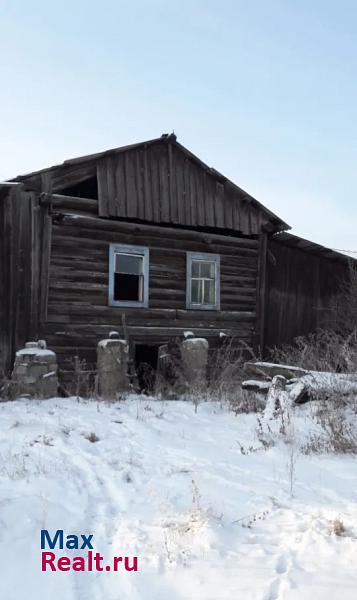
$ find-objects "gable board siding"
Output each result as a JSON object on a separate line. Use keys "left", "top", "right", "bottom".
{"left": 95, "top": 142, "right": 275, "bottom": 234}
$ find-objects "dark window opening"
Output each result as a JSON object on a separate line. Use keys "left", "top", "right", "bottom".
{"left": 113, "top": 253, "right": 144, "bottom": 302}
{"left": 135, "top": 344, "right": 159, "bottom": 393}
{"left": 114, "top": 273, "right": 142, "bottom": 301}
{"left": 58, "top": 176, "right": 98, "bottom": 199}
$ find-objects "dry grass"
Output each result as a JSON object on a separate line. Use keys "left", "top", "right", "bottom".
{"left": 83, "top": 431, "right": 100, "bottom": 443}
{"left": 330, "top": 518, "right": 346, "bottom": 537}
{"left": 270, "top": 329, "right": 357, "bottom": 374}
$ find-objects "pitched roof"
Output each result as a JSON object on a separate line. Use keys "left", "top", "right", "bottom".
{"left": 273, "top": 231, "right": 356, "bottom": 264}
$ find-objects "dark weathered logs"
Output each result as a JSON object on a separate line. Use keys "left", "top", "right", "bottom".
{"left": 40, "top": 193, "right": 98, "bottom": 213}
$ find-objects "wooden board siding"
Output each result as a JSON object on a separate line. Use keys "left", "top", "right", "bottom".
{"left": 0, "top": 186, "right": 48, "bottom": 376}
{"left": 265, "top": 237, "right": 348, "bottom": 349}
{"left": 41, "top": 213, "right": 258, "bottom": 375}
{"left": 96, "top": 142, "right": 270, "bottom": 235}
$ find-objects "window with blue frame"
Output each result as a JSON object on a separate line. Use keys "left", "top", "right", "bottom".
{"left": 109, "top": 244, "right": 149, "bottom": 308}
{"left": 186, "top": 252, "right": 220, "bottom": 310}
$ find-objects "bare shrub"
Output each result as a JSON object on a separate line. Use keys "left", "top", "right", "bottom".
{"left": 61, "top": 356, "right": 98, "bottom": 399}
{"left": 0, "top": 371, "right": 11, "bottom": 400}
{"left": 206, "top": 338, "right": 262, "bottom": 413}
{"left": 270, "top": 329, "right": 357, "bottom": 374}
{"left": 155, "top": 336, "right": 260, "bottom": 411}
{"left": 136, "top": 362, "right": 156, "bottom": 394}
{"left": 0, "top": 448, "right": 61, "bottom": 479}
{"left": 331, "top": 262, "right": 357, "bottom": 337}
{"left": 155, "top": 338, "right": 187, "bottom": 399}
{"left": 255, "top": 416, "right": 275, "bottom": 449}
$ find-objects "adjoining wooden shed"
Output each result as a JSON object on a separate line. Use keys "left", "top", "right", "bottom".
{"left": 0, "top": 134, "right": 352, "bottom": 385}
{"left": 265, "top": 232, "right": 352, "bottom": 349}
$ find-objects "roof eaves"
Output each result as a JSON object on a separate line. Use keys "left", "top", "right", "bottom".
{"left": 10, "top": 135, "right": 167, "bottom": 182}
{"left": 273, "top": 232, "right": 356, "bottom": 263}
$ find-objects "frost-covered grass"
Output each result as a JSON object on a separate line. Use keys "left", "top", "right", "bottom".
{"left": 0, "top": 396, "right": 356, "bottom": 599}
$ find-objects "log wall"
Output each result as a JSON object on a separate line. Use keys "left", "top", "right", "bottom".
{"left": 41, "top": 211, "right": 259, "bottom": 377}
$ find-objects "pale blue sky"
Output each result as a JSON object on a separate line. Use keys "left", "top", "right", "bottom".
{"left": 1, "top": 1, "right": 356, "bottom": 252}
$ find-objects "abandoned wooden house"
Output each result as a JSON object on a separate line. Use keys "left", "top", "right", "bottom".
{"left": 0, "top": 133, "right": 353, "bottom": 386}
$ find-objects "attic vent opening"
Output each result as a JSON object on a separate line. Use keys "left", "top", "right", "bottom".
{"left": 58, "top": 175, "right": 98, "bottom": 199}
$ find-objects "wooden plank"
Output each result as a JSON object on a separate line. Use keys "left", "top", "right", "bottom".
{"left": 97, "top": 161, "right": 109, "bottom": 216}
{"left": 158, "top": 145, "right": 170, "bottom": 222}
{"left": 203, "top": 172, "right": 214, "bottom": 228}
{"left": 106, "top": 156, "right": 117, "bottom": 216}
{"left": 215, "top": 181, "right": 225, "bottom": 228}
{"left": 115, "top": 154, "right": 127, "bottom": 217}
{"left": 41, "top": 172, "right": 53, "bottom": 193}
{"left": 256, "top": 231, "right": 268, "bottom": 352}
{"left": 29, "top": 196, "right": 40, "bottom": 338}
{"left": 168, "top": 142, "right": 176, "bottom": 223}
{"left": 239, "top": 199, "right": 250, "bottom": 235}
{"left": 46, "top": 302, "right": 254, "bottom": 321}
{"left": 183, "top": 157, "right": 191, "bottom": 226}
{"left": 40, "top": 193, "right": 98, "bottom": 213}
{"left": 173, "top": 143, "right": 182, "bottom": 225}
{"left": 142, "top": 146, "right": 153, "bottom": 221}
{"left": 149, "top": 146, "right": 160, "bottom": 222}
{"left": 39, "top": 207, "right": 52, "bottom": 324}
{"left": 51, "top": 212, "right": 258, "bottom": 247}
{"left": 136, "top": 149, "right": 145, "bottom": 220}
{"left": 125, "top": 151, "right": 137, "bottom": 218}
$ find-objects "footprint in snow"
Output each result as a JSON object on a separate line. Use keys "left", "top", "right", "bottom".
{"left": 263, "top": 577, "right": 282, "bottom": 600}
{"left": 275, "top": 554, "right": 288, "bottom": 575}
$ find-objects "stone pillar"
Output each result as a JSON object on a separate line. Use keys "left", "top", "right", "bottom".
{"left": 97, "top": 333, "right": 130, "bottom": 398}
{"left": 180, "top": 337, "right": 209, "bottom": 389}
{"left": 11, "top": 341, "right": 58, "bottom": 399}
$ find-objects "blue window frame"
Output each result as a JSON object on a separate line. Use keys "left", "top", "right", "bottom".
{"left": 109, "top": 244, "right": 149, "bottom": 308}
{"left": 186, "top": 252, "right": 220, "bottom": 310}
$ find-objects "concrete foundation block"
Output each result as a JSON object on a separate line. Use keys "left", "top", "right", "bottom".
{"left": 11, "top": 341, "right": 58, "bottom": 399}
{"left": 97, "top": 336, "right": 130, "bottom": 398}
{"left": 181, "top": 337, "right": 209, "bottom": 390}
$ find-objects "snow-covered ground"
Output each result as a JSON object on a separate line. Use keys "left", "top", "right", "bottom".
{"left": 0, "top": 396, "right": 356, "bottom": 600}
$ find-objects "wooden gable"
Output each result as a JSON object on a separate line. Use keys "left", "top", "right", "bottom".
{"left": 11, "top": 135, "right": 289, "bottom": 235}
{"left": 95, "top": 138, "right": 287, "bottom": 235}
